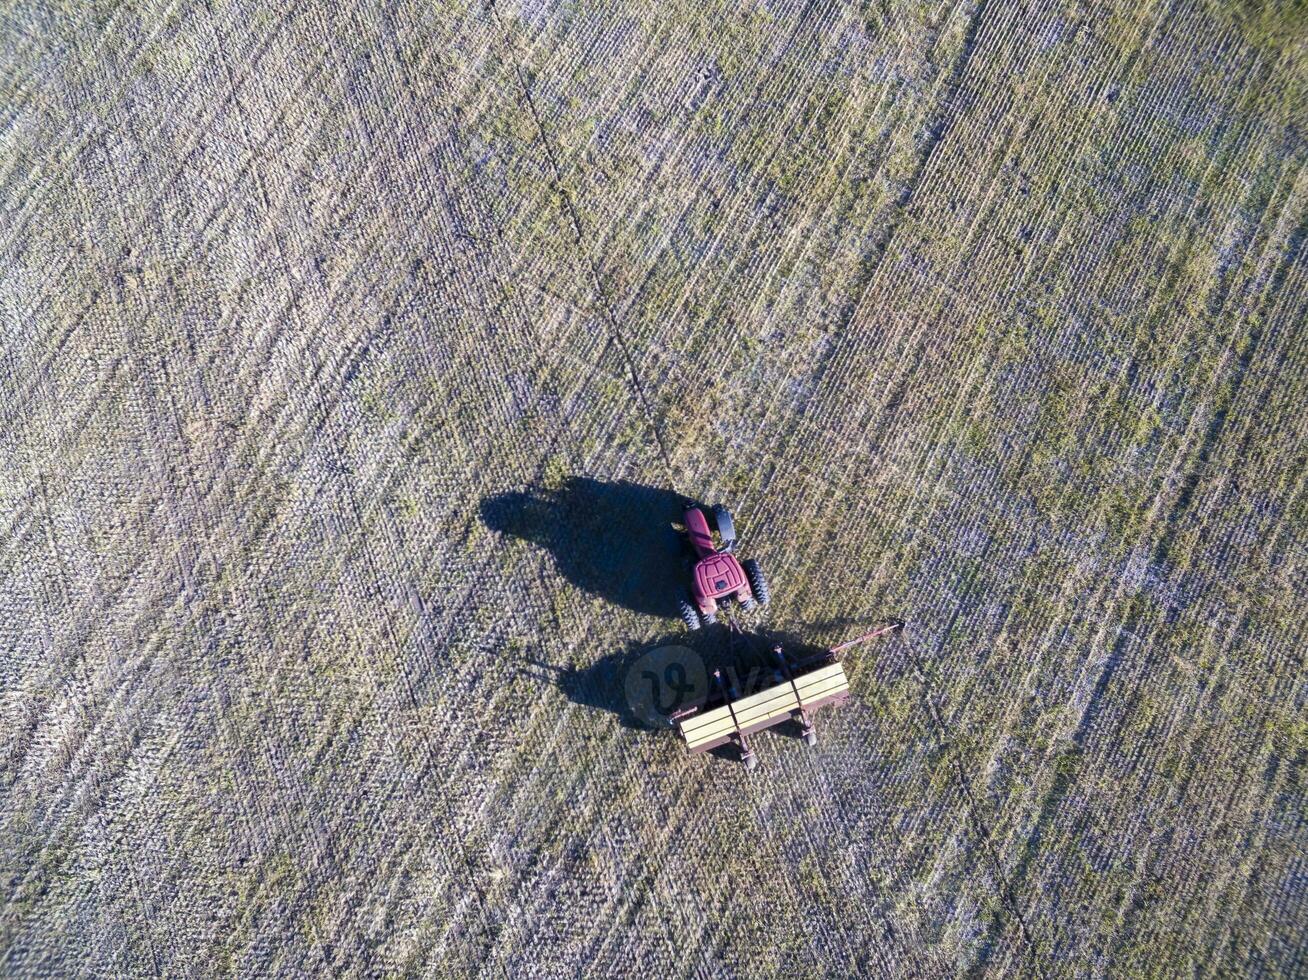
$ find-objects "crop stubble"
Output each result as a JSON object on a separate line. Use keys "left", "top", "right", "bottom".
{"left": 1, "top": 0, "right": 1304, "bottom": 976}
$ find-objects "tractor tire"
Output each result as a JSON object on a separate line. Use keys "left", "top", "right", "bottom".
{"left": 743, "top": 559, "right": 770, "bottom": 606}
{"left": 712, "top": 504, "right": 736, "bottom": 551}
{"left": 740, "top": 594, "right": 757, "bottom": 612}
{"left": 702, "top": 609, "right": 717, "bottom": 625}
{"left": 678, "top": 599, "right": 701, "bottom": 631}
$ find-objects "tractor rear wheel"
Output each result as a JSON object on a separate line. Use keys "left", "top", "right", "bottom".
{"left": 678, "top": 599, "right": 701, "bottom": 631}
{"left": 712, "top": 504, "right": 736, "bottom": 551}
{"left": 743, "top": 559, "right": 770, "bottom": 606}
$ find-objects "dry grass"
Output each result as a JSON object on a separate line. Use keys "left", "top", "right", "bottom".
{"left": 1, "top": 0, "right": 1305, "bottom": 976}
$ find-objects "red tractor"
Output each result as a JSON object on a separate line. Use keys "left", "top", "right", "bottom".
{"left": 677, "top": 503, "right": 769, "bottom": 630}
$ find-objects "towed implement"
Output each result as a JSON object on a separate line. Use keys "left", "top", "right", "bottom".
{"left": 671, "top": 622, "right": 903, "bottom": 769}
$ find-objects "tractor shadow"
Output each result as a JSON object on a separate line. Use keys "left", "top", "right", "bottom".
{"left": 520, "top": 626, "right": 832, "bottom": 749}
{"left": 479, "top": 477, "right": 689, "bottom": 619}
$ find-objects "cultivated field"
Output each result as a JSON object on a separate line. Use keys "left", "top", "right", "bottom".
{"left": 2, "top": 0, "right": 1305, "bottom": 976}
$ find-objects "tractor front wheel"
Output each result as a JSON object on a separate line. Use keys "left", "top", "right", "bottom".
{"left": 743, "top": 559, "right": 770, "bottom": 606}
{"left": 678, "top": 599, "right": 701, "bottom": 631}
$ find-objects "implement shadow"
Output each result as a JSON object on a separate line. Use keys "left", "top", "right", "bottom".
{"left": 480, "top": 477, "right": 688, "bottom": 619}
{"left": 521, "top": 625, "right": 833, "bottom": 733}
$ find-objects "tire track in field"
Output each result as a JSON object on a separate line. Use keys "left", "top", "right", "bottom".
{"left": 0, "top": 14, "right": 331, "bottom": 435}
{"left": 748, "top": 0, "right": 1051, "bottom": 947}
{"left": 742, "top": 1, "right": 1281, "bottom": 962}
{"left": 741, "top": 0, "right": 996, "bottom": 475}
{"left": 197, "top": 5, "right": 659, "bottom": 957}
{"left": 2, "top": 7, "right": 570, "bottom": 968}
{"left": 0, "top": 0, "right": 187, "bottom": 254}
{"left": 486, "top": 2, "right": 683, "bottom": 481}
{"left": 261, "top": 61, "right": 594, "bottom": 965}
{"left": 982, "top": 63, "right": 1307, "bottom": 961}
{"left": 732, "top": 0, "right": 1161, "bottom": 962}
